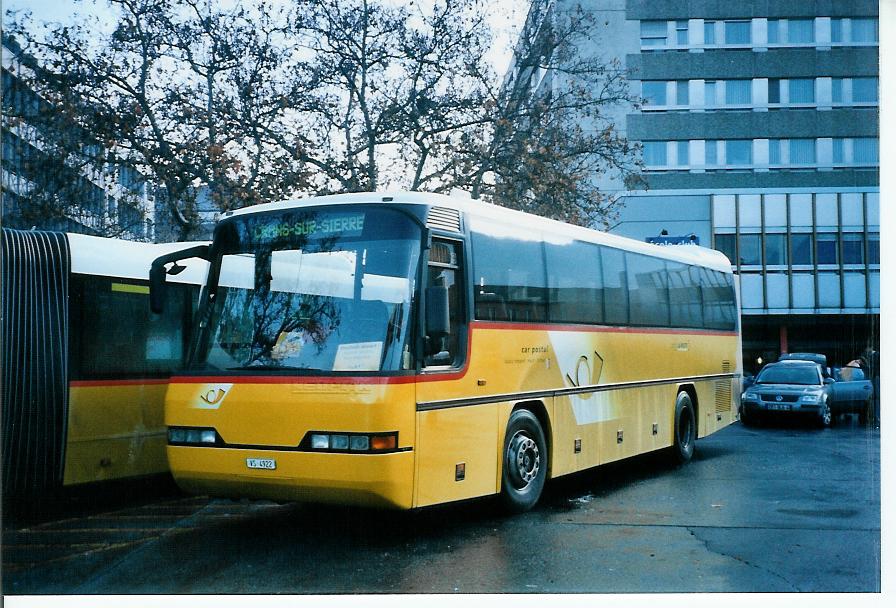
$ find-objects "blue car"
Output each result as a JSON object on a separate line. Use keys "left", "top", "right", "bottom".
{"left": 740, "top": 360, "right": 833, "bottom": 428}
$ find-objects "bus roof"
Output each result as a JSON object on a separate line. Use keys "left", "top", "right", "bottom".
{"left": 67, "top": 233, "right": 209, "bottom": 284}
{"left": 223, "top": 191, "right": 734, "bottom": 273}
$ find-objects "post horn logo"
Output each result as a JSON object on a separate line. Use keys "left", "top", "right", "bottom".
{"left": 201, "top": 388, "right": 227, "bottom": 406}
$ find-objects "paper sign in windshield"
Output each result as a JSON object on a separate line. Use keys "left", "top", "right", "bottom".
{"left": 333, "top": 342, "right": 383, "bottom": 371}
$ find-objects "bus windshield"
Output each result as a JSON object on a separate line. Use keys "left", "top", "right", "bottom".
{"left": 193, "top": 207, "right": 421, "bottom": 373}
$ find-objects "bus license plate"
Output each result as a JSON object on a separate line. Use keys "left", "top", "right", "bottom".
{"left": 246, "top": 458, "right": 276, "bottom": 470}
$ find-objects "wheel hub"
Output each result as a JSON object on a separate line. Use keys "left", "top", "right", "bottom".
{"left": 508, "top": 432, "right": 540, "bottom": 488}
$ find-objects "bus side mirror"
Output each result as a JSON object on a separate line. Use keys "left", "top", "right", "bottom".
{"left": 425, "top": 285, "right": 450, "bottom": 338}
{"left": 150, "top": 262, "right": 167, "bottom": 314}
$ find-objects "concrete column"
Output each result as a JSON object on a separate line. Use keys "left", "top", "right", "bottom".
{"left": 816, "top": 77, "right": 833, "bottom": 110}
{"left": 690, "top": 79, "right": 705, "bottom": 111}
{"left": 689, "top": 18, "right": 703, "bottom": 51}
{"left": 753, "top": 18, "right": 768, "bottom": 51}
{"left": 817, "top": 138, "right": 834, "bottom": 171}
{"left": 754, "top": 139, "right": 770, "bottom": 172}
{"left": 816, "top": 17, "right": 832, "bottom": 49}
{"left": 753, "top": 78, "right": 769, "bottom": 111}
{"left": 779, "top": 325, "right": 788, "bottom": 354}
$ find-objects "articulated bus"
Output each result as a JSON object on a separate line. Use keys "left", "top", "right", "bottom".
{"left": 1, "top": 228, "right": 207, "bottom": 497}
{"left": 153, "top": 192, "right": 741, "bottom": 512}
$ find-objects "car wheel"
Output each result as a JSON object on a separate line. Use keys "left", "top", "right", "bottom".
{"left": 740, "top": 407, "right": 756, "bottom": 427}
{"left": 672, "top": 391, "right": 696, "bottom": 464}
{"left": 817, "top": 400, "right": 832, "bottom": 429}
{"left": 500, "top": 409, "right": 547, "bottom": 514}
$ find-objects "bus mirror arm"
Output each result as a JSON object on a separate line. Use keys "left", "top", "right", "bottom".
{"left": 149, "top": 244, "right": 210, "bottom": 314}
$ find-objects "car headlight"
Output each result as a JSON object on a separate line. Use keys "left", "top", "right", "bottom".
{"left": 743, "top": 392, "right": 758, "bottom": 400}
{"left": 800, "top": 393, "right": 822, "bottom": 403}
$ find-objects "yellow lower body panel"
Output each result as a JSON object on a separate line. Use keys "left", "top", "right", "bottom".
{"left": 168, "top": 446, "right": 415, "bottom": 509}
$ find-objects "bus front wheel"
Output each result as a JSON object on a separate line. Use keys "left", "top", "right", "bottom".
{"left": 500, "top": 409, "right": 547, "bottom": 514}
{"left": 672, "top": 391, "right": 696, "bottom": 464}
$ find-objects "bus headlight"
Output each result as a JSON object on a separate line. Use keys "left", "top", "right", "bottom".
{"left": 168, "top": 426, "right": 219, "bottom": 445}
{"left": 303, "top": 431, "right": 398, "bottom": 453}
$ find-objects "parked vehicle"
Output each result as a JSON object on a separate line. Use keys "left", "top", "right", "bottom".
{"left": 741, "top": 360, "right": 834, "bottom": 428}
{"left": 778, "top": 352, "right": 831, "bottom": 378}
{"left": 830, "top": 365, "right": 875, "bottom": 424}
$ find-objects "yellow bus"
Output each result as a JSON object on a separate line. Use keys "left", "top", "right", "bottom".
{"left": 1, "top": 228, "right": 207, "bottom": 497}
{"left": 153, "top": 192, "right": 741, "bottom": 512}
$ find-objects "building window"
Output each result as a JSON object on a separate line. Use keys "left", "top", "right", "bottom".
{"left": 853, "top": 138, "right": 879, "bottom": 164}
{"left": 704, "top": 21, "right": 716, "bottom": 45}
{"left": 726, "top": 140, "right": 752, "bottom": 166}
{"left": 676, "top": 20, "right": 688, "bottom": 45}
{"left": 705, "top": 80, "right": 717, "bottom": 107}
{"left": 789, "top": 139, "right": 816, "bottom": 165}
{"left": 769, "top": 139, "right": 781, "bottom": 165}
{"left": 831, "top": 18, "right": 843, "bottom": 43}
{"left": 833, "top": 138, "right": 845, "bottom": 164}
{"left": 714, "top": 233, "right": 736, "bottom": 264}
{"left": 676, "top": 141, "right": 689, "bottom": 166}
{"left": 725, "top": 80, "right": 752, "bottom": 105}
{"left": 643, "top": 141, "right": 667, "bottom": 166}
{"left": 832, "top": 78, "right": 844, "bottom": 103}
{"left": 789, "top": 79, "right": 815, "bottom": 104}
{"left": 739, "top": 234, "right": 761, "bottom": 266}
{"left": 790, "top": 234, "right": 813, "bottom": 265}
{"left": 787, "top": 19, "right": 815, "bottom": 43}
{"left": 765, "top": 234, "right": 787, "bottom": 265}
{"left": 868, "top": 233, "right": 880, "bottom": 264}
{"left": 853, "top": 78, "right": 878, "bottom": 103}
{"left": 768, "top": 79, "right": 780, "bottom": 104}
{"left": 642, "top": 81, "right": 667, "bottom": 106}
{"left": 675, "top": 80, "right": 689, "bottom": 105}
{"left": 767, "top": 19, "right": 780, "bottom": 44}
{"left": 851, "top": 18, "right": 878, "bottom": 43}
{"left": 641, "top": 21, "right": 668, "bottom": 47}
{"left": 842, "top": 234, "right": 864, "bottom": 264}
{"left": 705, "top": 140, "right": 718, "bottom": 166}
{"left": 816, "top": 233, "right": 838, "bottom": 265}
{"left": 724, "top": 20, "right": 751, "bottom": 45}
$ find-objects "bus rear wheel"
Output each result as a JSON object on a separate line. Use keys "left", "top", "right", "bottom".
{"left": 672, "top": 391, "right": 696, "bottom": 464}
{"left": 500, "top": 409, "right": 547, "bottom": 514}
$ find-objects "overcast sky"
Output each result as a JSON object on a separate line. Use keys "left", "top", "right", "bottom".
{"left": 3, "top": 0, "right": 527, "bottom": 75}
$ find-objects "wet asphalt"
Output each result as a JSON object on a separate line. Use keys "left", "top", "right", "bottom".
{"left": 1, "top": 416, "right": 881, "bottom": 594}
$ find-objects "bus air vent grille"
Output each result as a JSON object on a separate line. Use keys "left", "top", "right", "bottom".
{"left": 426, "top": 207, "right": 461, "bottom": 233}
{"left": 715, "top": 361, "right": 732, "bottom": 414}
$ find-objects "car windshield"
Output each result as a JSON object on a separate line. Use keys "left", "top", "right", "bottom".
{"left": 193, "top": 206, "right": 421, "bottom": 373}
{"left": 756, "top": 366, "right": 820, "bottom": 386}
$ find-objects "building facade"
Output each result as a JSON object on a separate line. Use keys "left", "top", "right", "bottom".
{"left": 1, "top": 35, "right": 154, "bottom": 240}
{"left": 524, "top": 0, "right": 879, "bottom": 372}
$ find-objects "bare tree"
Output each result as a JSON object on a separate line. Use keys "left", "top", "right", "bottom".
{"left": 5, "top": 0, "right": 310, "bottom": 240}
{"left": 461, "top": 0, "right": 643, "bottom": 228}
{"left": 6, "top": 0, "right": 640, "bottom": 235}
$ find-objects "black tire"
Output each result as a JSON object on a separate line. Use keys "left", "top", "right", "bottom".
{"left": 499, "top": 409, "right": 547, "bottom": 514}
{"left": 817, "top": 400, "right": 832, "bottom": 429}
{"left": 740, "top": 406, "right": 756, "bottom": 427}
{"left": 859, "top": 399, "right": 874, "bottom": 427}
{"left": 672, "top": 391, "right": 696, "bottom": 464}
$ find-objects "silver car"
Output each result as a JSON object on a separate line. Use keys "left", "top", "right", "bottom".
{"left": 740, "top": 360, "right": 833, "bottom": 428}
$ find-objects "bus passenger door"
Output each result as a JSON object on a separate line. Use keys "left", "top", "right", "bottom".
{"left": 415, "top": 239, "right": 499, "bottom": 507}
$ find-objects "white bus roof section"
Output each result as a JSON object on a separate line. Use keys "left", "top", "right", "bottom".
{"left": 67, "top": 233, "right": 209, "bottom": 284}
{"left": 223, "top": 191, "right": 734, "bottom": 274}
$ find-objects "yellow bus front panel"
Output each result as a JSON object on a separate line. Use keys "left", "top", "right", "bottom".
{"left": 165, "top": 379, "right": 417, "bottom": 508}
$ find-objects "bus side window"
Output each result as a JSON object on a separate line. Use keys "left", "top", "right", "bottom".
{"left": 425, "top": 240, "right": 462, "bottom": 367}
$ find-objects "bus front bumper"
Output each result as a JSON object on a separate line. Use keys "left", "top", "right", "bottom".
{"left": 168, "top": 446, "right": 415, "bottom": 509}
